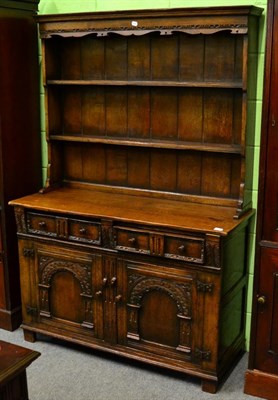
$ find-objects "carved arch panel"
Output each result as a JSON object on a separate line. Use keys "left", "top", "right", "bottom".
{"left": 127, "top": 272, "right": 193, "bottom": 355}
{"left": 38, "top": 254, "right": 94, "bottom": 329}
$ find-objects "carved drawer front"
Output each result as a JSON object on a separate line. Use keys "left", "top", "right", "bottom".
{"left": 68, "top": 219, "right": 101, "bottom": 245}
{"left": 27, "top": 212, "right": 57, "bottom": 237}
{"left": 114, "top": 227, "right": 150, "bottom": 255}
{"left": 164, "top": 234, "right": 205, "bottom": 264}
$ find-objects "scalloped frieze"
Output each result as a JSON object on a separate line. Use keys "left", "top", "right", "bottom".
{"left": 42, "top": 23, "right": 247, "bottom": 38}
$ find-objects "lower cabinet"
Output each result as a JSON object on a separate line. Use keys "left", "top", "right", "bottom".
{"left": 16, "top": 220, "right": 248, "bottom": 394}
{"left": 245, "top": 247, "right": 278, "bottom": 399}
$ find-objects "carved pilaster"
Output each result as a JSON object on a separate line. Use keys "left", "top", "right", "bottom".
{"left": 101, "top": 219, "right": 113, "bottom": 248}
{"left": 39, "top": 284, "right": 51, "bottom": 317}
{"left": 81, "top": 294, "right": 94, "bottom": 329}
{"left": 14, "top": 206, "right": 27, "bottom": 233}
{"left": 205, "top": 234, "right": 221, "bottom": 269}
{"left": 176, "top": 314, "right": 192, "bottom": 353}
{"left": 127, "top": 304, "right": 140, "bottom": 341}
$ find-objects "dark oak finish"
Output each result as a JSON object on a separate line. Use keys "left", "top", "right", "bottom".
{"left": 0, "top": 341, "right": 40, "bottom": 400}
{"left": 244, "top": 1, "right": 278, "bottom": 398}
{"left": 10, "top": 7, "right": 262, "bottom": 393}
{"left": 0, "top": 2, "right": 42, "bottom": 330}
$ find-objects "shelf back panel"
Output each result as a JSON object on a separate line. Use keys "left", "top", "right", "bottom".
{"left": 60, "top": 142, "right": 241, "bottom": 200}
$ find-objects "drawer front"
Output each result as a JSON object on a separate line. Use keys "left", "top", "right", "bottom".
{"left": 164, "top": 234, "right": 205, "bottom": 263}
{"left": 68, "top": 219, "right": 101, "bottom": 245}
{"left": 27, "top": 212, "right": 57, "bottom": 237}
{"left": 114, "top": 227, "right": 150, "bottom": 255}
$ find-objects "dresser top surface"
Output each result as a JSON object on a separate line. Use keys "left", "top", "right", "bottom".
{"left": 9, "top": 186, "right": 253, "bottom": 236}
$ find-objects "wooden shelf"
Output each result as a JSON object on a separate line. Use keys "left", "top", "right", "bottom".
{"left": 47, "top": 79, "right": 243, "bottom": 89}
{"left": 49, "top": 135, "right": 243, "bottom": 154}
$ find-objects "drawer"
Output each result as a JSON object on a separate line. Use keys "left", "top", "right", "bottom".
{"left": 26, "top": 212, "right": 57, "bottom": 237}
{"left": 68, "top": 219, "right": 101, "bottom": 245}
{"left": 164, "top": 234, "right": 205, "bottom": 263}
{"left": 114, "top": 227, "right": 150, "bottom": 255}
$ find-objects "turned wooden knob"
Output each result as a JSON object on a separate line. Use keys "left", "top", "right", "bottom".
{"left": 111, "top": 277, "right": 117, "bottom": 286}
{"left": 115, "top": 294, "right": 122, "bottom": 303}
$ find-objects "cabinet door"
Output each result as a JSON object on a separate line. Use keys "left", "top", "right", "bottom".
{"left": 262, "top": 0, "right": 278, "bottom": 242}
{"left": 18, "top": 239, "right": 100, "bottom": 338}
{"left": 254, "top": 247, "right": 278, "bottom": 374}
{"left": 121, "top": 259, "right": 219, "bottom": 366}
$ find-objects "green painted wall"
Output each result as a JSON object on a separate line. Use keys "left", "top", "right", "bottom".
{"left": 38, "top": 0, "right": 268, "bottom": 349}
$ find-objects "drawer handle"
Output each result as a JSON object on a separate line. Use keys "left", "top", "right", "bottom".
{"left": 178, "top": 245, "right": 185, "bottom": 253}
{"left": 128, "top": 237, "right": 136, "bottom": 245}
{"left": 39, "top": 221, "right": 47, "bottom": 229}
{"left": 95, "top": 290, "right": 102, "bottom": 297}
{"left": 102, "top": 277, "right": 108, "bottom": 286}
{"left": 79, "top": 227, "right": 87, "bottom": 235}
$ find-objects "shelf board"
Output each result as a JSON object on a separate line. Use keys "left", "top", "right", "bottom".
{"left": 47, "top": 79, "right": 243, "bottom": 89}
{"left": 49, "top": 135, "right": 242, "bottom": 154}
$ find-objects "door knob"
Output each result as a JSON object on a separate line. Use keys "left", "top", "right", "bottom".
{"left": 257, "top": 295, "right": 266, "bottom": 304}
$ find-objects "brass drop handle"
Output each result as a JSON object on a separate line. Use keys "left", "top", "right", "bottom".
{"left": 79, "top": 227, "right": 87, "bottom": 235}
{"left": 178, "top": 245, "right": 185, "bottom": 253}
{"left": 257, "top": 295, "right": 266, "bottom": 305}
{"left": 39, "top": 221, "right": 47, "bottom": 229}
{"left": 115, "top": 294, "right": 122, "bottom": 303}
{"left": 128, "top": 237, "right": 136, "bottom": 245}
{"left": 102, "top": 277, "right": 108, "bottom": 286}
{"left": 95, "top": 290, "right": 102, "bottom": 297}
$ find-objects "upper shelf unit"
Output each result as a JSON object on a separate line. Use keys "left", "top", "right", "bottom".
{"left": 37, "top": 7, "right": 262, "bottom": 215}
{"left": 39, "top": 7, "right": 260, "bottom": 151}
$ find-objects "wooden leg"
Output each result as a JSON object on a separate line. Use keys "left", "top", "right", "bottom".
{"left": 201, "top": 379, "right": 218, "bottom": 393}
{"left": 23, "top": 329, "right": 36, "bottom": 343}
